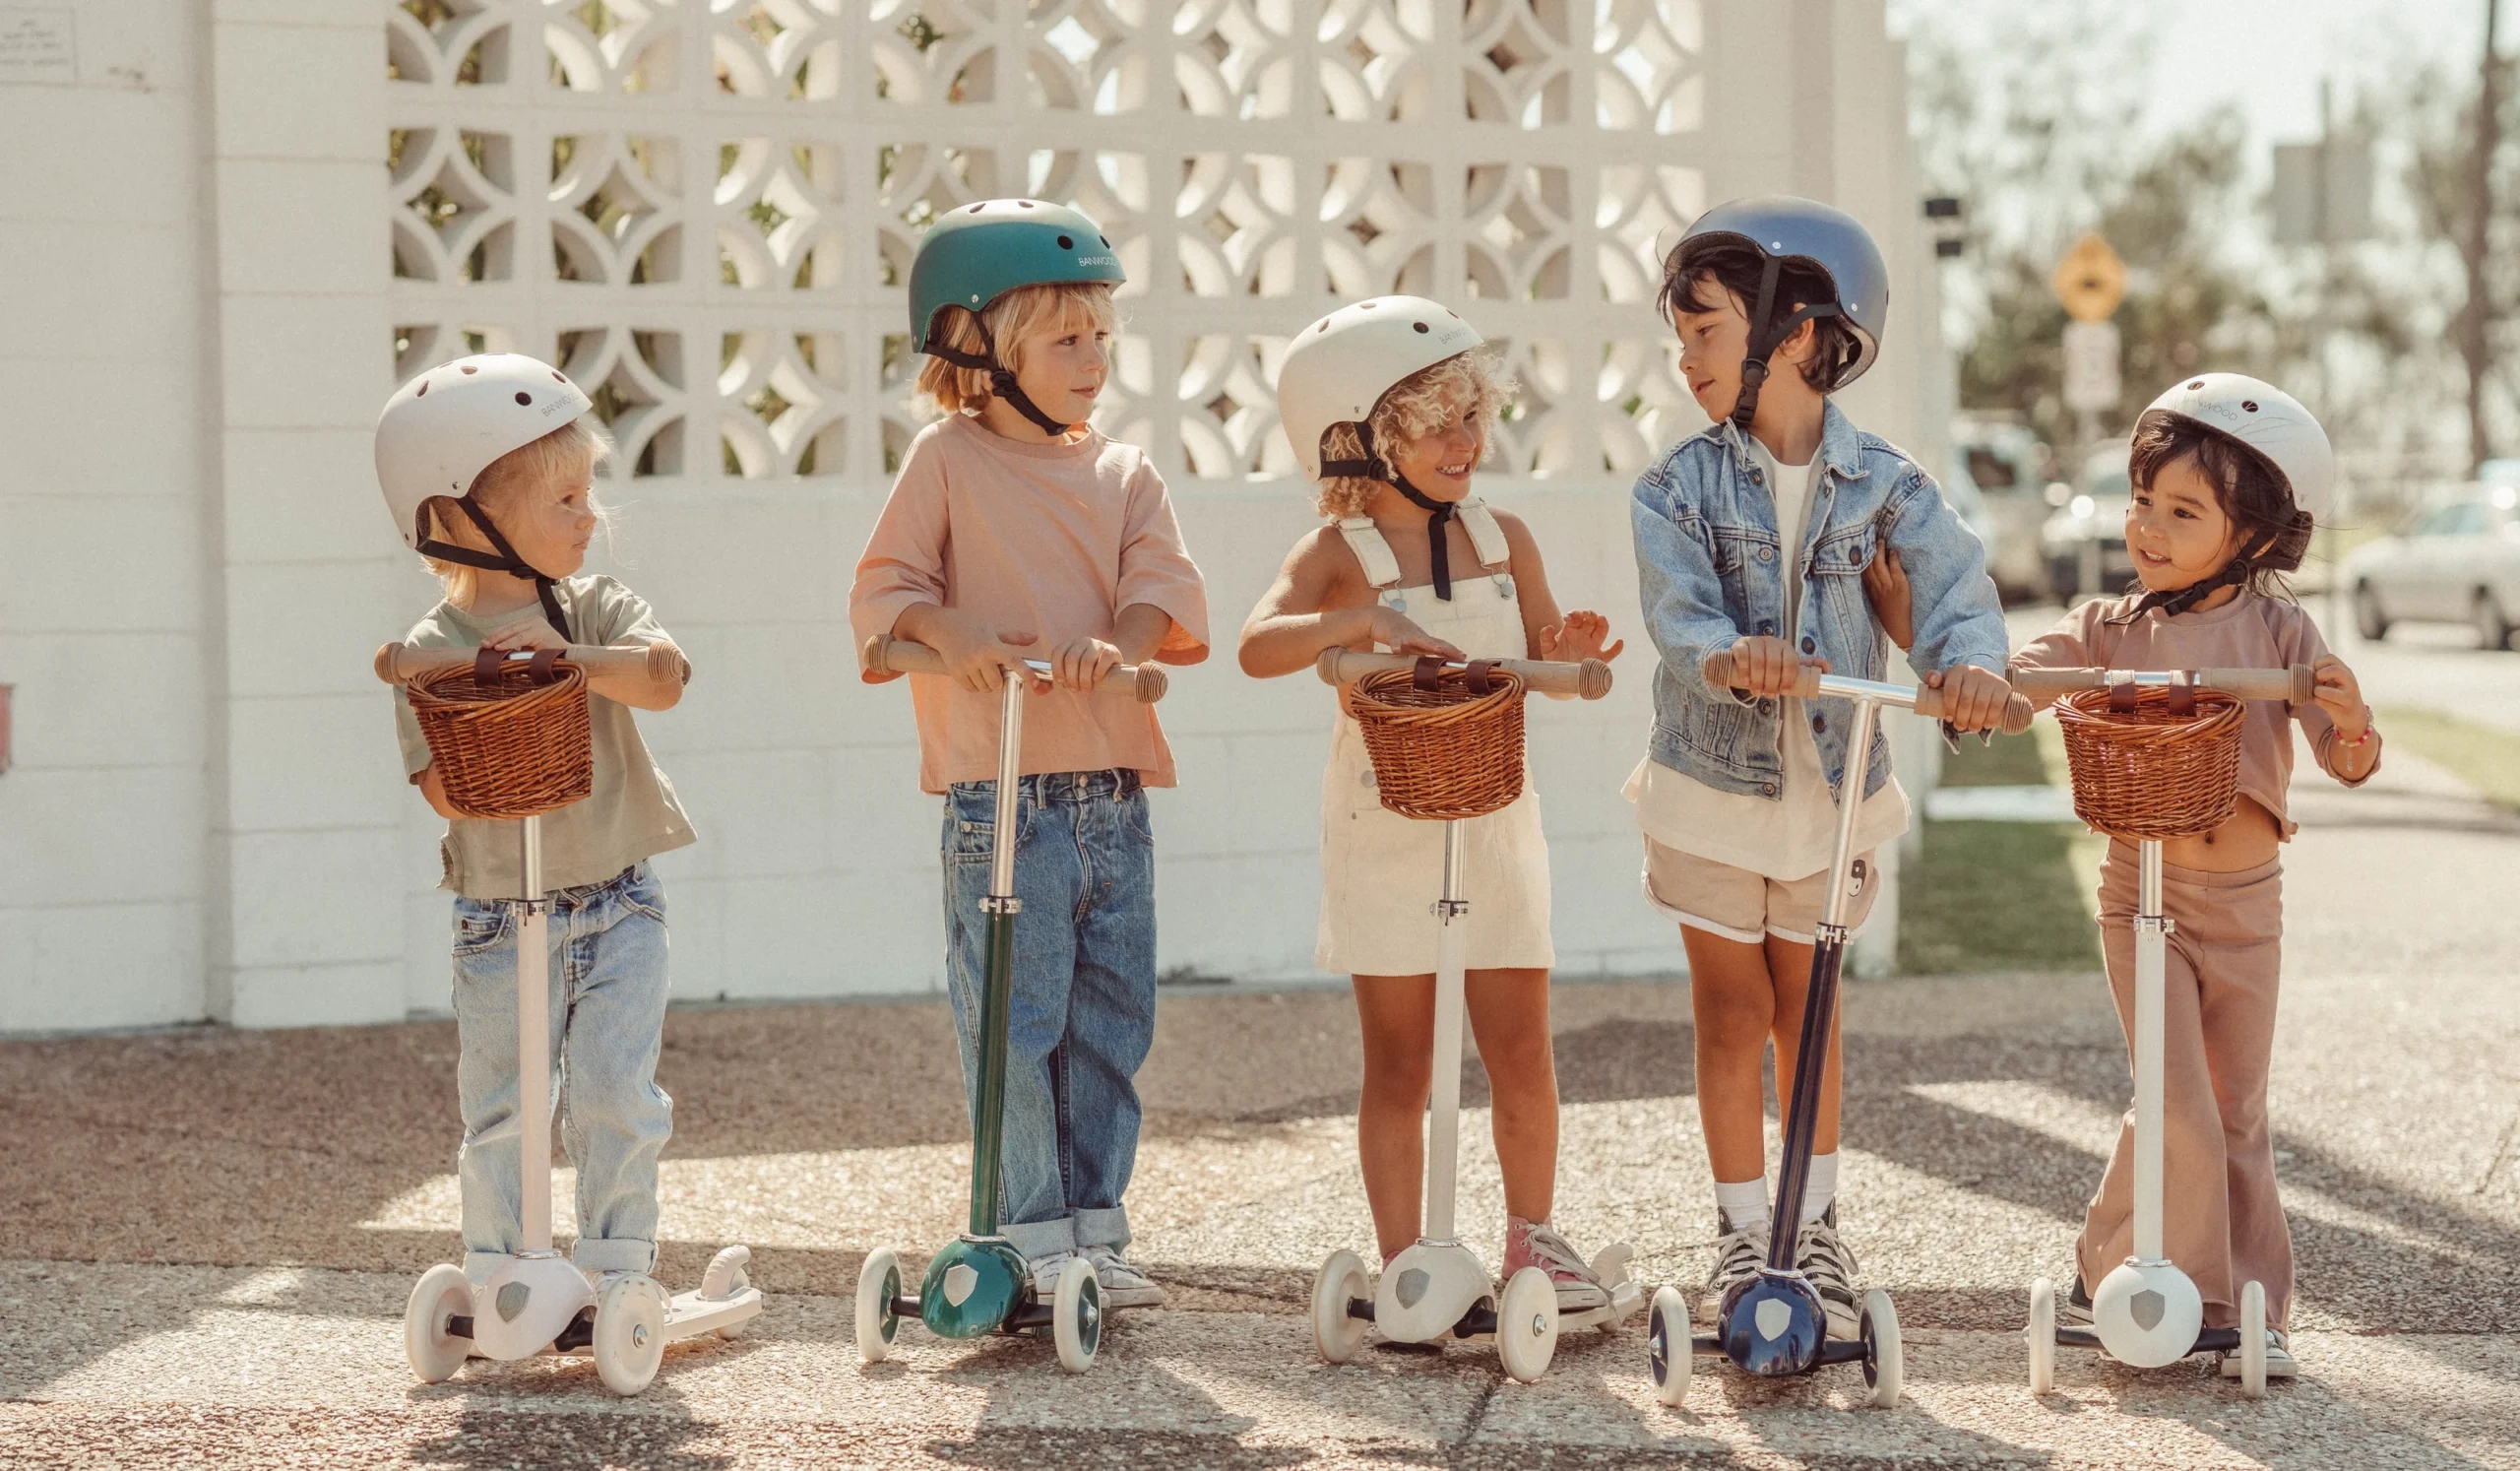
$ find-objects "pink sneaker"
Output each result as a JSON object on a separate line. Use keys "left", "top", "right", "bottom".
{"left": 1502, "top": 1215, "right": 1610, "bottom": 1312}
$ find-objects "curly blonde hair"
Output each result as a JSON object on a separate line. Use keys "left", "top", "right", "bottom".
{"left": 916, "top": 282, "right": 1119, "bottom": 416}
{"left": 1312, "top": 347, "right": 1516, "bottom": 519}
{"left": 415, "top": 416, "right": 616, "bottom": 606}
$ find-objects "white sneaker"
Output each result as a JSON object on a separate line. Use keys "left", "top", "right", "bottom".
{"left": 2220, "top": 1328, "right": 2299, "bottom": 1379}
{"left": 1697, "top": 1218, "right": 1766, "bottom": 1325}
{"left": 1027, "top": 1249, "right": 1078, "bottom": 1301}
{"left": 1503, "top": 1218, "right": 1611, "bottom": 1313}
{"left": 1081, "top": 1244, "right": 1165, "bottom": 1309}
{"left": 1794, "top": 1206, "right": 1861, "bottom": 1340}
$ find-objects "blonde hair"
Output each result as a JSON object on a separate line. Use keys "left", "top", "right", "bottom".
{"left": 916, "top": 282, "right": 1119, "bottom": 415}
{"left": 1312, "top": 348, "right": 1516, "bottom": 519}
{"left": 417, "top": 416, "right": 616, "bottom": 606}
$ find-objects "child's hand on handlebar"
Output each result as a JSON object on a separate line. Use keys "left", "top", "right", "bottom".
{"left": 1540, "top": 609, "right": 1625, "bottom": 664}
{"left": 926, "top": 610, "right": 1042, "bottom": 694}
{"left": 2309, "top": 653, "right": 2368, "bottom": 737}
{"left": 1727, "top": 635, "right": 1821, "bottom": 696}
{"left": 1367, "top": 608, "right": 1465, "bottom": 662}
{"left": 1922, "top": 663, "right": 2013, "bottom": 734}
{"left": 1050, "top": 636, "right": 1123, "bottom": 691}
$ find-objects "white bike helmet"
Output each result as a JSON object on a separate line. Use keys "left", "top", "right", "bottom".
{"left": 375, "top": 352, "right": 595, "bottom": 637}
{"left": 2136, "top": 373, "right": 2333, "bottom": 521}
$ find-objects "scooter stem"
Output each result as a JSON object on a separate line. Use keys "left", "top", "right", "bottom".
{"left": 969, "top": 670, "right": 1027, "bottom": 1239}
{"left": 1422, "top": 818, "right": 1469, "bottom": 1245}
{"left": 2132, "top": 838, "right": 2169, "bottom": 1262}
{"left": 1767, "top": 695, "right": 1879, "bottom": 1269}
{"left": 516, "top": 813, "right": 553, "bottom": 1255}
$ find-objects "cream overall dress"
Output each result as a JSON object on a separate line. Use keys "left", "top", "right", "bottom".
{"left": 1315, "top": 502, "right": 1556, "bottom": 976}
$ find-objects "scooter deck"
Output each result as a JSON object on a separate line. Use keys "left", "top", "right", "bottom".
{"left": 665, "top": 1282, "right": 764, "bottom": 1340}
{"left": 890, "top": 1293, "right": 1150, "bottom": 1336}
{"left": 2053, "top": 1324, "right": 2241, "bottom": 1357}
{"left": 1686, "top": 1332, "right": 1868, "bottom": 1368}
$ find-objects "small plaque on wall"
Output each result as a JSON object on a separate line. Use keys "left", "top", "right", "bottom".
{"left": 0, "top": 8, "right": 76, "bottom": 86}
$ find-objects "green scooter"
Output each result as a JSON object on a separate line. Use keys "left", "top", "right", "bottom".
{"left": 851, "top": 636, "right": 1170, "bottom": 1373}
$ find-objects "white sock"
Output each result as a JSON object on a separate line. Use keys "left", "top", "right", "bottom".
{"left": 1798, "top": 1153, "right": 1839, "bottom": 1226}
{"left": 1714, "top": 1177, "right": 1770, "bottom": 1237}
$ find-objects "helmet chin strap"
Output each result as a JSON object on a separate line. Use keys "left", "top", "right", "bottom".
{"left": 2109, "top": 533, "right": 2277, "bottom": 625}
{"left": 924, "top": 323, "right": 1081, "bottom": 438}
{"left": 415, "top": 497, "right": 574, "bottom": 641}
{"left": 1321, "top": 420, "right": 1460, "bottom": 601}
{"left": 1729, "top": 253, "right": 1844, "bottom": 431}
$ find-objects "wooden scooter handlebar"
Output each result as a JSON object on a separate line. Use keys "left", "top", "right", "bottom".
{"left": 373, "top": 641, "right": 689, "bottom": 687}
{"left": 2006, "top": 664, "right": 2315, "bottom": 706}
{"left": 1314, "top": 649, "right": 1613, "bottom": 700}
{"left": 1697, "top": 650, "right": 2035, "bottom": 736}
{"left": 860, "top": 635, "right": 1168, "bottom": 704}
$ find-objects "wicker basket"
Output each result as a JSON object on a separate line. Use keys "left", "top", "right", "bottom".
{"left": 2054, "top": 684, "right": 2246, "bottom": 840}
{"left": 1345, "top": 659, "right": 1527, "bottom": 821}
{"left": 407, "top": 647, "right": 595, "bottom": 820}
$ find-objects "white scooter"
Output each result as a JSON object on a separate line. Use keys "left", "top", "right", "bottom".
{"left": 380, "top": 642, "right": 764, "bottom": 1395}
{"left": 2008, "top": 663, "right": 2316, "bottom": 1401}
{"left": 1304, "top": 651, "right": 1642, "bottom": 1384}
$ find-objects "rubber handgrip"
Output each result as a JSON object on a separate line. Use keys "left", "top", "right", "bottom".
{"left": 1697, "top": 650, "right": 2034, "bottom": 735}
{"left": 2006, "top": 665, "right": 2311, "bottom": 704}
{"left": 861, "top": 635, "right": 1167, "bottom": 704}
{"left": 373, "top": 641, "right": 687, "bottom": 687}
{"left": 1912, "top": 684, "right": 2038, "bottom": 736}
{"left": 1312, "top": 648, "right": 1612, "bottom": 700}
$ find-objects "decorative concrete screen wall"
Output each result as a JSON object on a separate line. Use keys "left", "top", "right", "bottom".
{"left": 0, "top": 0, "right": 1939, "bottom": 1031}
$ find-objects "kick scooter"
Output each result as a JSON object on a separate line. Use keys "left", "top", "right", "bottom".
{"left": 1304, "top": 650, "right": 1640, "bottom": 1384}
{"left": 1645, "top": 656, "right": 2034, "bottom": 1410}
{"left": 378, "top": 641, "right": 764, "bottom": 1396}
{"left": 852, "top": 636, "right": 1170, "bottom": 1374}
{"left": 2006, "top": 662, "right": 2316, "bottom": 1401}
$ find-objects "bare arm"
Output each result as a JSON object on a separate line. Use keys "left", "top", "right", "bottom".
{"left": 1238, "top": 530, "right": 1460, "bottom": 678}
{"left": 476, "top": 622, "right": 686, "bottom": 710}
{"left": 415, "top": 763, "right": 463, "bottom": 819}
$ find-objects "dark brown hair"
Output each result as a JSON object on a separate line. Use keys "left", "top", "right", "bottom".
{"left": 1658, "top": 236, "right": 1861, "bottom": 393}
{"left": 2127, "top": 413, "right": 2313, "bottom": 598}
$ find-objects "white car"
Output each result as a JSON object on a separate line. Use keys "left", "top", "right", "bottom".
{"left": 2344, "top": 485, "right": 2520, "bottom": 650}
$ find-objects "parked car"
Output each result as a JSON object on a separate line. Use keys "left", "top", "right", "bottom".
{"left": 1949, "top": 417, "right": 2054, "bottom": 601}
{"left": 2041, "top": 447, "right": 2138, "bottom": 602}
{"left": 2343, "top": 484, "right": 2520, "bottom": 650}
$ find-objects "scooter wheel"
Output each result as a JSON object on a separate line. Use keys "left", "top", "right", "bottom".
{"left": 2237, "top": 1279, "right": 2268, "bottom": 1400}
{"left": 1858, "top": 1288, "right": 1903, "bottom": 1408}
{"left": 404, "top": 1263, "right": 473, "bottom": 1383}
{"left": 1496, "top": 1265, "right": 1560, "bottom": 1384}
{"left": 1312, "top": 1249, "right": 1371, "bottom": 1365}
{"left": 2026, "top": 1276, "right": 2056, "bottom": 1395}
{"left": 704, "top": 1245, "right": 753, "bottom": 1340}
{"left": 855, "top": 1247, "right": 902, "bottom": 1365}
{"left": 1647, "top": 1285, "right": 1692, "bottom": 1408}
{"left": 593, "top": 1274, "right": 669, "bottom": 1396}
{"left": 1051, "top": 1254, "right": 1102, "bottom": 1374}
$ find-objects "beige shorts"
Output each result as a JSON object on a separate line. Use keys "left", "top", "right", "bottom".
{"left": 1640, "top": 837, "right": 1881, "bottom": 946}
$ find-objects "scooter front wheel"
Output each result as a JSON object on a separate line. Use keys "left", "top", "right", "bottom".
{"left": 1052, "top": 1254, "right": 1102, "bottom": 1374}
{"left": 1647, "top": 1284, "right": 1692, "bottom": 1407}
{"left": 1496, "top": 1266, "right": 1560, "bottom": 1383}
{"left": 1859, "top": 1288, "right": 1903, "bottom": 1408}
{"left": 594, "top": 1274, "right": 669, "bottom": 1396}
{"left": 2026, "top": 1276, "right": 2056, "bottom": 1395}
{"left": 404, "top": 1264, "right": 473, "bottom": 1383}
{"left": 1312, "top": 1250, "right": 1371, "bottom": 1364}
{"left": 856, "top": 1247, "right": 902, "bottom": 1365}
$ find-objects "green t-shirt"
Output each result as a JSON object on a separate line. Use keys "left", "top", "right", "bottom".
{"left": 394, "top": 575, "right": 697, "bottom": 899}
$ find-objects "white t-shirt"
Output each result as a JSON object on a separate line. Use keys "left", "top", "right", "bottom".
{"left": 1626, "top": 436, "right": 1909, "bottom": 880}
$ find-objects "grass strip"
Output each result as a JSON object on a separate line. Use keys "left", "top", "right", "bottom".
{"left": 2374, "top": 706, "right": 2520, "bottom": 810}
{"left": 1899, "top": 819, "right": 2104, "bottom": 974}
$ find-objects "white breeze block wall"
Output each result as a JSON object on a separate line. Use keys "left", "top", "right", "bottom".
{"left": 0, "top": 0, "right": 1946, "bottom": 1030}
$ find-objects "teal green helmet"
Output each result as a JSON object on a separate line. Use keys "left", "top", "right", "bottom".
{"left": 908, "top": 198, "right": 1125, "bottom": 351}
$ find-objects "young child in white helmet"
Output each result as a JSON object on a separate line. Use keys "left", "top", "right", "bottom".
{"left": 1239, "top": 296, "right": 1627, "bottom": 1311}
{"left": 850, "top": 200, "right": 1211, "bottom": 1309}
{"left": 1632, "top": 198, "right": 2016, "bottom": 1338}
{"left": 373, "top": 352, "right": 697, "bottom": 1297}
{"left": 1905, "top": 374, "right": 2377, "bottom": 1377}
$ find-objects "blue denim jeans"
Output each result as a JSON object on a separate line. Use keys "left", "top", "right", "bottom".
{"left": 450, "top": 862, "right": 672, "bottom": 1281}
{"left": 942, "top": 770, "right": 1158, "bottom": 1262}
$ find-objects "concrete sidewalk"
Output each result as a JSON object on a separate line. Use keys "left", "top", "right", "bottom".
{"left": 3, "top": 749, "right": 2516, "bottom": 1468}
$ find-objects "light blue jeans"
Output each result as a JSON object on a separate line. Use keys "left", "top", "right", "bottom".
{"left": 943, "top": 770, "right": 1158, "bottom": 1263}
{"left": 450, "top": 862, "right": 672, "bottom": 1280}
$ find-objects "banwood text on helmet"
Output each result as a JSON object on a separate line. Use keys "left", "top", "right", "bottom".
{"left": 1670, "top": 195, "right": 1889, "bottom": 428}
{"left": 1276, "top": 295, "right": 1484, "bottom": 600}
{"left": 374, "top": 352, "right": 595, "bottom": 639}
{"left": 909, "top": 198, "right": 1127, "bottom": 436}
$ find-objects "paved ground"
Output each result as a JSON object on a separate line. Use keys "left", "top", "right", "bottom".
{"left": 3, "top": 745, "right": 2516, "bottom": 1467}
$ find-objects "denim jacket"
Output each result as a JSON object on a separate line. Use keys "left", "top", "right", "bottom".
{"left": 1630, "top": 402, "right": 2009, "bottom": 802}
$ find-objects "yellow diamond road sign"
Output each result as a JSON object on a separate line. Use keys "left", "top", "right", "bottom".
{"left": 2052, "top": 234, "right": 2125, "bottom": 323}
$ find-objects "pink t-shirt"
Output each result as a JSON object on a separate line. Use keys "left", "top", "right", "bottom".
{"left": 850, "top": 415, "right": 1211, "bottom": 794}
{"left": 2011, "top": 590, "right": 2376, "bottom": 838}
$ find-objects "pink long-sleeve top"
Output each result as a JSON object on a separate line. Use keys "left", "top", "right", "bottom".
{"left": 850, "top": 414, "right": 1211, "bottom": 794}
{"left": 2010, "top": 590, "right": 2375, "bottom": 839}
